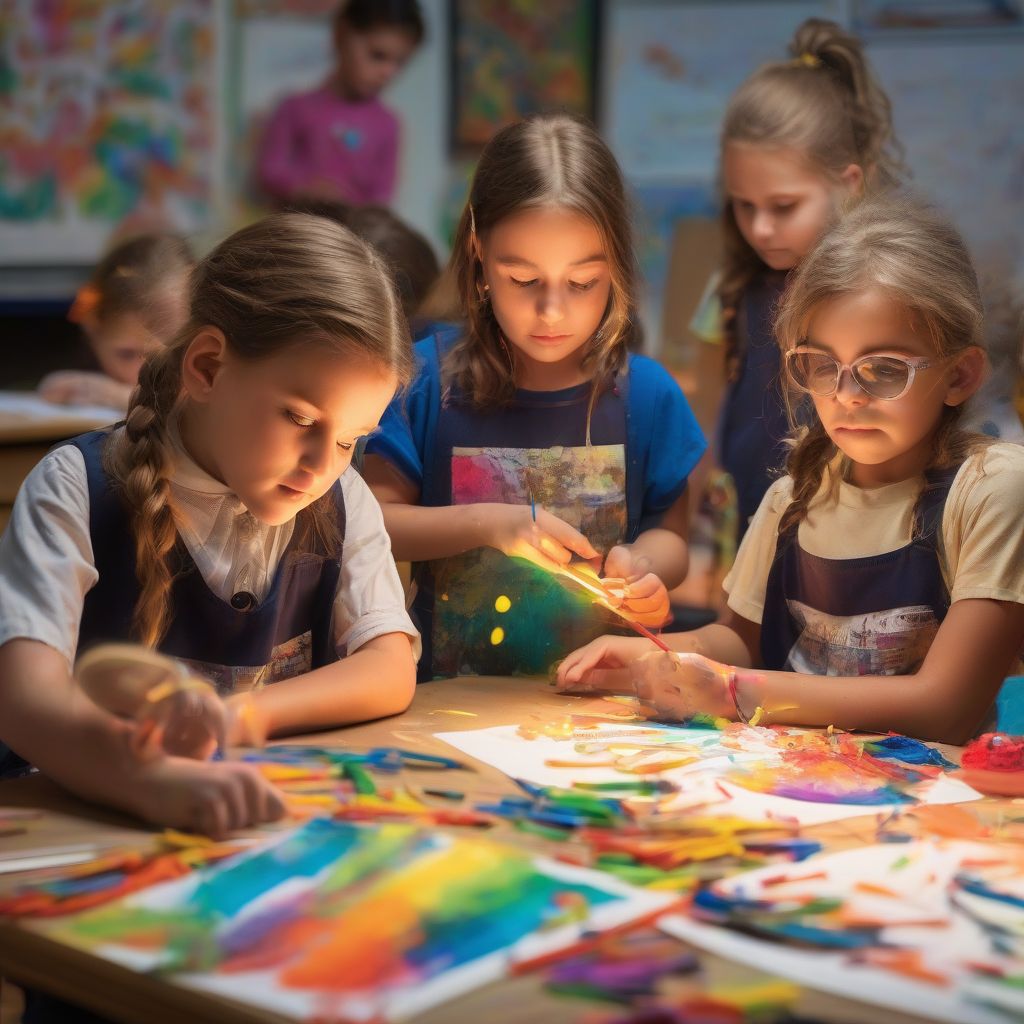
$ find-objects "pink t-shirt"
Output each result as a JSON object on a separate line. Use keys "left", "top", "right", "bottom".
{"left": 256, "top": 84, "right": 399, "bottom": 205}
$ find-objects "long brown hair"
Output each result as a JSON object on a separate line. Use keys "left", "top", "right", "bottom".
{"left": 718, "top": 18, "right": 904, "bottom": 372}
{"left": 104, "top": 213, "right": 412, "bottom": 648}
{"left": 775, "top": 195, "right": 986, "bottom": 534}
{"left": 445, "top": 113, "right": 638, "bottom": 408}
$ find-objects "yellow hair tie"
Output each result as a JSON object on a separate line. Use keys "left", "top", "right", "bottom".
{"left": 796, "top": 52, "right": 822, "bottom": 69}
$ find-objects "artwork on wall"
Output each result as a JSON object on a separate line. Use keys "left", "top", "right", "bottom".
{"left": 0, "top": 0, "right": 218, "bottom": 264}
{"left": 449, "top": 0, "right": 601, "bottom": 152}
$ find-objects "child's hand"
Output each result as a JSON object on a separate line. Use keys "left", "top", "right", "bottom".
{"left": 629, "top": 651, "right": 736, "bottom": 721}
{"left": 38, "top": 370, "right": 131, "bottom": 410}
{"left": 130, "top": 756, "right": 286, "bottom": 839}
{"left": 483, "top": 503, "right": 600, "bottom": 572}
{"left": 603, "top": 545, "right": 671, "bottom": 626}
{"left": 555, "top": 635, "right": 651, "bottom": 692}
{"left": 132, "top": 682, "right": 228, "bottom": 762}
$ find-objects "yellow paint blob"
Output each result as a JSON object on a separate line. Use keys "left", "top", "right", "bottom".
{"left": 490, "top": 627, "right": 505, "bottom": 646}
{"left": 494, "top": 595, "right": 511, "bottom": 613}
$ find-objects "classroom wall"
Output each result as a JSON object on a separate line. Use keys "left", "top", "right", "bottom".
{"left": 2, "top": 1, "right": 1022, "bottom": 359}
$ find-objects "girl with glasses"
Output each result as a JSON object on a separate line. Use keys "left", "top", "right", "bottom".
{"left": 557, "top": 197, "right": 1024, "bottom": 745}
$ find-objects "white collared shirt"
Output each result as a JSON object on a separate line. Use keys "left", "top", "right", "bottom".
{"left": 0, "top": 428, "right": 418, "bottom": 668}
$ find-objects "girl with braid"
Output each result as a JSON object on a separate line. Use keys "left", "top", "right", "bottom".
{"left": 0, "top": 213, "right": 418, "bottom": 836}
{"left": 558, "top": 198, "right": 1024, "bottom": 745}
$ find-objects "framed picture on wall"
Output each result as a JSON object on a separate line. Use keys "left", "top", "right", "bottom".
{"left": 449, "top": 0, "right": 601, "bottom": 153}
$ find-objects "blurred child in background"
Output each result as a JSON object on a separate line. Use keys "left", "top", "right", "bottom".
{"left": 258, "top": 0, "right": 424, "bottom": 207}
{"left": 39, "top": 233, "right": 194, "bottom": 411}
{"left": 693, "top": 18, "right": 903, "bottom": 543}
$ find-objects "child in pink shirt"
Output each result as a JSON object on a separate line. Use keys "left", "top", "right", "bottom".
{"left": 257, "top": 0, "right": 424, "bottom": 206}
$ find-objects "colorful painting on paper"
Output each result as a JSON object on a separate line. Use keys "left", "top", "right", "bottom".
{"left": 663, "top": 840, "right": 1024, "bottom": 1024}
{"left": 54, "top": 819, "right": 672, "bottom": 1022}
{"left": 432, "top": 443, "right": 626, "bottom": 678}
{"left": 0, "top": 0, "right": 216, "bottom": 262}
{"left": 450, "top": 0, "right": 599, "bottom": 150}
{"left": 436, "top": 720, "right": 982, "bottom": 827}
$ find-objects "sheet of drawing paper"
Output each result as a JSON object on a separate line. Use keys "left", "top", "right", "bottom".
{"left": 48, "top": 819, "right": 675, "bottom": 1022}
{"left": 660, "top": 840, "right": 1024, "bottom": 1024}
{"left": 435, "top": 722, "right": 982, "bottom": 827}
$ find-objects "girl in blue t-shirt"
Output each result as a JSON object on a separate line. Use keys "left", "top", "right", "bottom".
{"left": 364, "top": 113, "right": 706, "bottom": 680}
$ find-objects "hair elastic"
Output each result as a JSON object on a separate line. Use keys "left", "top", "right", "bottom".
{"left": 795, "top": 52, "right": 822, "bottom": 68}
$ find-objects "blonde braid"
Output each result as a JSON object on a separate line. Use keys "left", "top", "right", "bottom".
{"left": 778, "top": 421, "right": 837, "bottom": 536}
{"left": 105, "top": 343, "right": 185, "bottom": 647}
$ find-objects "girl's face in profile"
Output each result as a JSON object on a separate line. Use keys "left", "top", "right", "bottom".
{"left": 796, "top": 286, "right": 979, "bottom": 488}
{"left": 181, "top": 337, "right": 397, "bottom": 525}
{"left": 478, "top": 206, "right": 612, "bottom": 391}
{"left": 724, "top": 142, "right": 861, "bottom": 271}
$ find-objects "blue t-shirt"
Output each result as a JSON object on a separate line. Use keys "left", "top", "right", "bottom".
{"left": 365, "top": 329, "right": 706, "bottom": 680}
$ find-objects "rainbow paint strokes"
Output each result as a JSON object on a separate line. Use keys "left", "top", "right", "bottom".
{"left": 54, "top": 819, "right": 674, "bottom": 1022}
{"left": 663, "top": 841, "right": 1024, "bottom": 1024}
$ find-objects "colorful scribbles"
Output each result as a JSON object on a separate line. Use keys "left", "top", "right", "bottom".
{"left": 54, "top": 819, "right": 674, "bottom": 1021}
{"left": 663, "top": 841, "right": 1024, "bottom": 1024}
{"left": 0, "top": 1, "right": 215, "bottom": 259}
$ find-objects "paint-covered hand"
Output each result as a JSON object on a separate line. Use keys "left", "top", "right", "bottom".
{"left": 629, "top": 651, "right": 736, "bottom": 721}
{"left": 483, "top": 503, "right": 601, "bottom": 572}
{"left": 602, "top": 545, "right": 671, "bottom": 626}
{"left": 133, "top": 683, "right": 228, "bottom": 762}
{"left": 555, "top": 635, "right": 652, "bottom": 693}
{"left": 129, "top": 756, "right": 286, "bottom": 839}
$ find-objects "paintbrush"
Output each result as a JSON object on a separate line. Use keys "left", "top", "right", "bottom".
{"left": 555, "top": 562, "right": 672, "bottom": 653}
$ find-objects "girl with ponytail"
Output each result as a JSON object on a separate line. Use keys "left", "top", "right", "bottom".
{"left": 694, "top": 17, "right": 904, "bottom": 543}
{"left": 0, "top": 212, "right": 418, "bottom": 835}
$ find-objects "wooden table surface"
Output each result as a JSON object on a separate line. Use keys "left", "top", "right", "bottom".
{"left": 0, "top": 676, "right": 1002, "bottom": 1024}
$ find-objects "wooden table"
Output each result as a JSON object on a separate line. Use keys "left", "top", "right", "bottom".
{"left": 0, "top": 676, "right": 1000, "bottom": 1024}
{"left": 0, "top": 396, "right": 119, "bottom": 532}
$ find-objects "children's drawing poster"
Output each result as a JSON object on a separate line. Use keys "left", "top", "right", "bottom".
{"left": 0, "top": 0, "right": 219, "bottom": 264}
{"left": 52, "top": 818, "right": 674, "bottom": 1022}
{"left": 661, "top": 840, "right": 1024, "bottom": 1024}
{"left": 435, "top": 721, "right": 982, "bottom": 827}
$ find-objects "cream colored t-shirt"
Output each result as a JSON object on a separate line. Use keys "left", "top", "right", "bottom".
{"left": 724, "top": 442, "right": 1024, "bottom": 626}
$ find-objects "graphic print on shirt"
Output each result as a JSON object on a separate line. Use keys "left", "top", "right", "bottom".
{"left": 432, "top": 444, "right": 626, "bottom": 678}
{"left": 784, "top": 600, "right": 940, "bottom": 676}
{"left": 178, "top": 630, "right": 315, "bottom": 696}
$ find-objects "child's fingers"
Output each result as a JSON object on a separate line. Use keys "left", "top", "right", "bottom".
{"left": 537, "top": 510, "right": 599, "bottom": 562}
{"left": 196, "top": 796, "right": 229, "bottom": 841}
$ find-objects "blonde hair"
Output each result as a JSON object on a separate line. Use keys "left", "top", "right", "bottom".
{"left": 718, "top": 18, "right": 904, "bottom": 371}
{"left": 446, "top": 113, "right": 638, "bottom": 408}
{"left": 104, "top": 213, "right": 412, "bottom": 648}
{"left": 774, "top": 195, "right": 986, "bottom": 534}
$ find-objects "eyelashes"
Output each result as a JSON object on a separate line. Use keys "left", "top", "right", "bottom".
{"left": 509, "top": 277, "right": 600, "bottom": 292}
{"left": 286, "top": 411, "right": 355, "bottom": 452}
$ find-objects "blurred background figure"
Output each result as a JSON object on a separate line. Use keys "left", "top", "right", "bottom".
{"left": 38, "top": 233, "right": 194, "bottom": 412}
{"left": 256, "top": 0, "right": 425, "bottom": 206}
